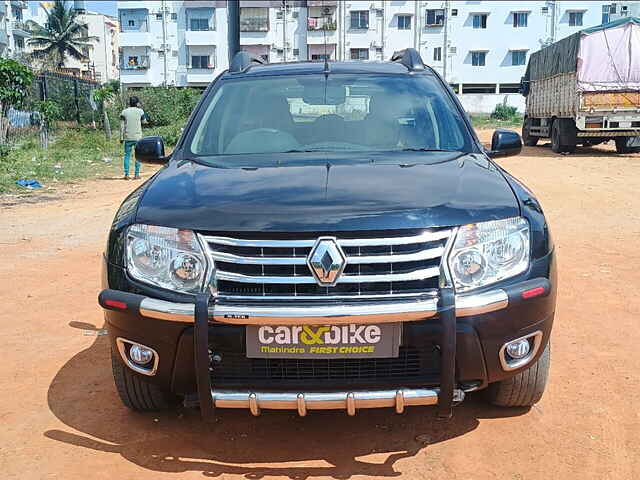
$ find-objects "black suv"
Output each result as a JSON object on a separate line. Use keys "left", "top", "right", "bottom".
{"left": 99, "top": 50, "right": 556, "bottom": 419}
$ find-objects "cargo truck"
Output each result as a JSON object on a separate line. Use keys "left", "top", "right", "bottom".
{"left": 521, "top": 17, "right": 640, "bottom": 154}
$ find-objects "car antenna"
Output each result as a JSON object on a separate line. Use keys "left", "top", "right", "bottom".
{"left": 322, "top": 0, "right": 330, "bottom": 75}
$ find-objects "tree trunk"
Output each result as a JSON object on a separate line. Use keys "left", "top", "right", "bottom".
{"left": 0, "top": 116, "right": 9, "bottom": 145}
{"left": 103, "top": 109, "right": 111, "bottom": 140}
{"left": 40, "top": 120, "right": 49, "bottom": 149}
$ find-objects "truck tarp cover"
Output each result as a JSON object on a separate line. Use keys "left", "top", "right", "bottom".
{"left": 524, "top": 17, "right": 640, "bottom": 93}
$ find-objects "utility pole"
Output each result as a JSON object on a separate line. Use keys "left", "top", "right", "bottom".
{"left": 161, "top": 0, "right": 168, "bottom": 87}
{"left": 282, "top": 0, "right": 287, "bottom": 62}
{"left": 442, "top": 0, "right": 449, "bottom": 81}
{"left": 228, "top": 0, "right": 240, "bottom": 64}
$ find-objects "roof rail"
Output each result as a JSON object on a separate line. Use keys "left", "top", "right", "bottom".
{"left": 229, "top": 51, "right": 266, "bottom": 74}
{"left": 390, "top": 48, "right": 425, "bottom": 72}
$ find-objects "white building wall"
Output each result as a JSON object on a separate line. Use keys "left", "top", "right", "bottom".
{"left": 24, "top": 3, "right": 118, "bottom": 82}
{"left": 117, "top": 0, "right": 639, "bottom": 113}
{"left": 0, "top": 2, "right": 8, "bottom": 56}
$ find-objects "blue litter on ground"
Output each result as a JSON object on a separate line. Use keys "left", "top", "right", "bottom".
{"left": 16, "top": 179, "right": 42, "bottom": 189}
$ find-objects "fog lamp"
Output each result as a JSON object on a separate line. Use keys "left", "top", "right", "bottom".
{"left": 505, "top": 338, "right": 531, "bottom": 359}
{"left": 129, "top": 344, "right": 155, "bottom": 365}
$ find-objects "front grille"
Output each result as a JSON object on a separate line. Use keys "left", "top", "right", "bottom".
{"left": 202, "top": 229, "right": 451, "bottom": 300}
{"left": 209, "top": 345, "right": 441, "bottom": 389}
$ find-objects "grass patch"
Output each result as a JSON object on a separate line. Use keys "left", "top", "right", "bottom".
{"left": 0, "top": 127, "right": 122, "bottom": 194}
{"left": 470, "top": 113, "right": 523, "bottom": 130}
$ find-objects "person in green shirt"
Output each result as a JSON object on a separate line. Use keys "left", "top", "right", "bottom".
{"left": 120, "top": 96, "right": 148, "bottom": 180}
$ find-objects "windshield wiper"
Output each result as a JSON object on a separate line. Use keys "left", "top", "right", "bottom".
{"left": 400, "top": 148, "right": 457, "bottom": 152}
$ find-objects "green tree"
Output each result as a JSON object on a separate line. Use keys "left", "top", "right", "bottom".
{"left": 94, "top": 86, "right": 117, "bottom": 140}
{"left": 0, "top": 58, "right": 34, "bottom": 145}
{"left": 27, "top": 0, "right": 96, "bottom": 69}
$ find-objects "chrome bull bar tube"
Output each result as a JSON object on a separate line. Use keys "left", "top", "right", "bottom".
{"left": 211, "top": 388, "right": 466, "bottom": 416}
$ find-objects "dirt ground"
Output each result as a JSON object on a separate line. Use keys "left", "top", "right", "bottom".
{"left": 1, "top": 130, "right": 639, "bottom": 480}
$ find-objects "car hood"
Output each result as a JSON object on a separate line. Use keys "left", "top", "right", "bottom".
{"left": 135, "top": 152, "right": 519, "bottom": 232}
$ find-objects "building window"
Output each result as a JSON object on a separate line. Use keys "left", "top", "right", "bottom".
{"left": 602, "top": 5, "right": 610, "bottom": 24}
{"left": 451, "top": 9, "right": 458, "bottom": 16}
{"left": 155, "top": 13, "right": 162, "bottom": 20}
{"left": 350, "top": 48, "right": 369, "bottom": 60}
{"left": 622, "top": 5, "right": 628, "bottom": 16}
{"left": 293, "top": 48, "right": 299, "bottom": 56}
{"left": 191, "top": 55, "right": 211, "bottom": 69}
{"left": 240, "top": 7, "right": 269, "bottom": 32}
{"left": 190, "top": 18, "right": 209, "bottom": 31}
{"left": 276, "top": 10, "right": 283, "bottom": 19}
{"left": 398, "top": 15, "right": 411, "bottom": 30}
{"left": 569, "top": 11, "right": 583, "bottom": 26}
{"left": 472, "top": 14, "right": 487, "bottom": 29}
{"left": 462, "top": 83, "right": 496, "bottom": 94}
{"left": 350, "top": 11, "right": 369, "bottom": 29}
{"left": 15, "top": 36, "right": 24, "bottom": 49}
{"left": 308, "top": 6, "right": 336, "bottom": 30}
{"left": 513, "top": 12, "right": 528, "bottom": 27}
{"left": 128, "top": 19, "right": 134, "bottom": 27}
{"left": 610, "top": 3, "right": 617, "bottom": 13}
{"left": 511, "top": 50, "right": 526, "bottom": 66}
{"left": 433, "top": 47, "right": 442, "bottom": 62}
{"left": 312, "top": 54, "right": 330, "bottom": 61}
{"left": 541, "top": 6, "right": 549, "bottom": 14}
{"left": 171, "top": 13, "right": 177, "bottom": 21}
{"left": 499, "top": 84, "right": 521, "bottom": 94}
{"left": 471, "top": 51, "right": 486, "bottom": 66}
{"left": 425, "top": 9, "right": 445, "bottom": 26}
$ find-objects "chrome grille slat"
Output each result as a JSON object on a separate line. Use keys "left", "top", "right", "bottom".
{"left": 209, "top": 246, "right": 445, "bottom": 265}
{"left": 216, "top": 267, "right": 441, "bottom": 285}
{"left": 202, "top": 230, "right": 451, "bottom": 248}
{"left": 203, "top": 229, "right": 451, "bottom": 300}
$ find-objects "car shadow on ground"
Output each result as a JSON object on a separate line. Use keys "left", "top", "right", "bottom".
{"left": 45, "top": 322, "right": 530, "bottom": 479}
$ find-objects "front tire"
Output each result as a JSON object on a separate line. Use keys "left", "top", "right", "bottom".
{"left": 522, "top": 117, "right": 539, "bottom": 146}
{"left": 615, "top": 137, "right": 640, "bottom": 154}
{"left": 551, "top": 120, "right": 576, "bottom": 154}
{"left": 487, "top": 343, "right": 550, "bottom": 407}
{"left": 111, "top": 349, "right": 176, "bottom": 411}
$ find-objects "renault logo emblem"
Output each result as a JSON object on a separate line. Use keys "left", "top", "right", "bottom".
{"left": 307, "top": 237, "right": 347, "bottom": 286}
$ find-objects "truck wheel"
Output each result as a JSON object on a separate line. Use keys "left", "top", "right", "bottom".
{"left": 551, "top": 120, "right": 576, "bottom": 154}
{"left": 615, "top": 137, "right": 640, "bottom": 154}
{"left": 486, "top": 342, "right": 550, "bottom": 407}
{"left": 522, "top": 117, "right": 538, "bottom": 146}
{"left": 111, "top": 349, "right": 176, "bottom": 411}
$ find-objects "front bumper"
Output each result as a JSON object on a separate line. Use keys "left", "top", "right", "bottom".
{"left": 202, "top": 387, "right": 465, "bottom": 417}
{"left": 101, "top": 288, "right": 510, "bottom": 325}
{"left": 100, "top": 274, "right": 555, "bottom": 417}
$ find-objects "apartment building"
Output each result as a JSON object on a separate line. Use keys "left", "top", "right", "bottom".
{"left": 25, "top": 2, "right": 119, "bottom": 82}
{"left": 0, "top": 0, "right": 30, "bottom": 58}
{"left": 117, "top": 0, "right": 640, "bottom": 112}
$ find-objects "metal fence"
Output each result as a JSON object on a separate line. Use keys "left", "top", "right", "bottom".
{"left": 4, "top": 72, "right": 100, "bottom": 147}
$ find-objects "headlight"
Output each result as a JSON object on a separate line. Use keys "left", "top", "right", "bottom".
{"left": 126, "top": 224, "right": 208, "bottom": 293}
{"left": 448, "top": 217, "right": 530, "bottom": 292}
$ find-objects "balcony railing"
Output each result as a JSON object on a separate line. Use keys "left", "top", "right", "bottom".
{"left": 120, "top": 58, "right": 150, "bottom": 70}
{"left": 240, "top": 18, "right": 269, "bottom": 32}
{"left": 12, "top": 21, "right": 30, "bottom": 33}
{"left": 120, "top": 21, "right": 149, "bottom": 33}
{"left": 307, "top": 17, "right": 336, "bottom": 31}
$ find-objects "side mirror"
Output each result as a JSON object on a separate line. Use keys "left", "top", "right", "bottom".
{"left": 488, "top": 129, "right": 522, "bottom": 158}
{"left": 135, "top": 136, "right": 169, "bottom": 164}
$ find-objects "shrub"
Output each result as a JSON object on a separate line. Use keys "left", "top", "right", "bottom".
{"left": 126, "top": 87, "right": 201, "bottom": 127}
{"left": 147, "top": 122, "right": 185, "bottom": 147}
{"left": 491, "top": 104, "right": 518, "bottom": 121}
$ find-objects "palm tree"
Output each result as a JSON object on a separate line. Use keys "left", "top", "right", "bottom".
{"left": 27, "top": 0, "right": 96, "bottom": 70}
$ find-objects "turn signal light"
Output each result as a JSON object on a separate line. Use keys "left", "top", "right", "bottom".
{"left": 105, "top": 299, "right": 127, "bottom": 310}
{"left": 521, "top": 287, "right": 545, "bottom": 299}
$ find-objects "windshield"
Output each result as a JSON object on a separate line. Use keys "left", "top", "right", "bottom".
{"left": 188, "top": 73, "right": 473, "bottom": 156}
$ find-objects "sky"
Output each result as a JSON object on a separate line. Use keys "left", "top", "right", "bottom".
{"left": 29, "top": 0, "right": 118, "bottom": 17}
